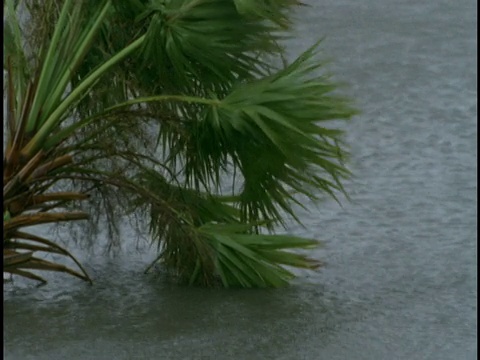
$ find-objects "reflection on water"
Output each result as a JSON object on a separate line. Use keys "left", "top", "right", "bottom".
{"left": 4, "top": 0, "right": 477, "bottom": 359}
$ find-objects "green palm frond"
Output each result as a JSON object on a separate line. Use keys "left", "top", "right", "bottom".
{"left": 200, "top": 222, "right": 322, "bottom": 288}
{"left": 136, "top": 168, "right": 322, "bottom": 288}
{"left": 108, "top": 42, "right": 356, "bottom": 226}
{"left": 4, "top": 0, "right": 30, "bottom": 114}
{"left": 135, "top": 0, "right": 287, "bottom": 95}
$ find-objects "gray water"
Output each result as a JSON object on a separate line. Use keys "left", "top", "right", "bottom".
{"left": 4, "top": 1, "right": 477, "bottom": 359}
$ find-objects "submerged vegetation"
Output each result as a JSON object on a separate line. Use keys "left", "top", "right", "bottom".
{"left": 3, "top": 0, "right": 356, "bottom": 288}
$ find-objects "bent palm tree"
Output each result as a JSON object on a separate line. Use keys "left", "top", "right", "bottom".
{"left": 3, "top": 0, "right": 356, "bottom": 287}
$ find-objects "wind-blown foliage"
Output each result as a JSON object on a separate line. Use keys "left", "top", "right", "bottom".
{"left": 3, "top": 0, "right": 356, "bottom": 287}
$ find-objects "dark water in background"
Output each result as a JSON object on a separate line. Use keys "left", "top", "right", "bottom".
{"left": 4, "top": 1, "right": 477, "bottom": 359}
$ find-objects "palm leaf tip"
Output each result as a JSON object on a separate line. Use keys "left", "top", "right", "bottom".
{"left": 197, "top": 223, "right": 323, "bottom": 288}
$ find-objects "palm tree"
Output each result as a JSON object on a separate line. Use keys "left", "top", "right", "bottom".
{"left": 3, "top": 0, "right": 356, "bottom": 288}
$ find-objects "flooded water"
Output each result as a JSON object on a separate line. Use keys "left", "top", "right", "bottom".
{"left": 4, "top": 0, "right": 477, "bottom": 359}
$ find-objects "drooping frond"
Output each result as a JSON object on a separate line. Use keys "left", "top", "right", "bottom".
{"left": 131, "top": 166, "right": 323, "bottom": 288}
